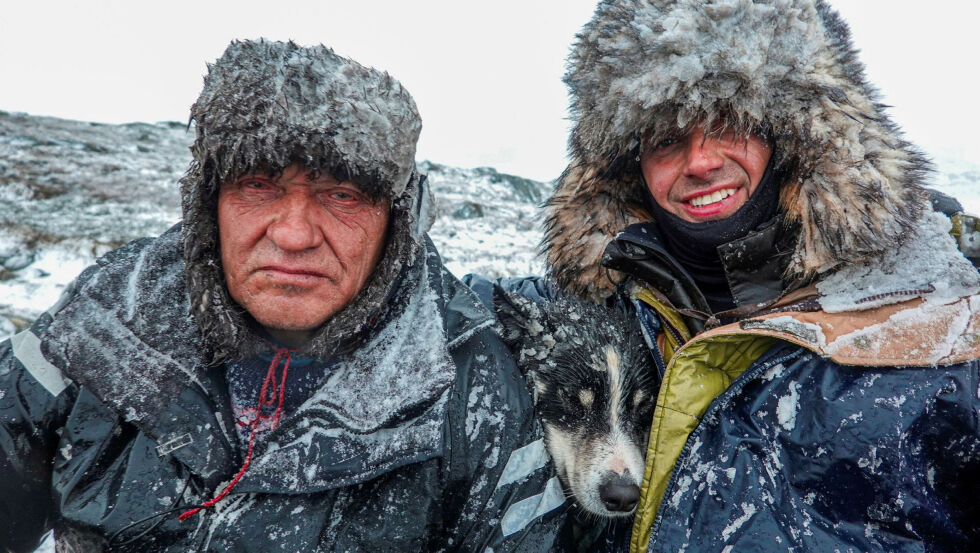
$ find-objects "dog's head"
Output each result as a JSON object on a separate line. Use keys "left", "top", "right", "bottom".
{"left": 494, "top": 289, "right": 658, "bottom": 517}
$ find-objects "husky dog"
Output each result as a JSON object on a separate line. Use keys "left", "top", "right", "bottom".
{"left": 493, "top": 289, "right": 658, "bottom": 517}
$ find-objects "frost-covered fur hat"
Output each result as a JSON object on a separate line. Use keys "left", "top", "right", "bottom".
{"left": 545, "top": 0, "right": 931, "bottom": 301}
{"left": 180, "top": 39, "right": 429, "bottom": 361}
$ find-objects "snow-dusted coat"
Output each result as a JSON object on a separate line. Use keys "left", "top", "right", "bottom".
{"left": 540, "top": 1, "right": 980, "bottom": 552}
{"left": 0, "top": 40, "right": 565, "bottom": 552}
{"left": 0, "top": 226, "right": 565, "bottom": 552}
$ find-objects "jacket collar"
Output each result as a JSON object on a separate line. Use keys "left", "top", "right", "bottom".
{"left": 603, "top": 217, "right": 794, "bottom": 332}
{"left": 40, "top": 227, "right": 238, "bottom": 487}
{"left": 40, "top": 227, "right": 478, "bottom": 493}
{"left": 234, "top": 244, "right": 458, "bottom": 493}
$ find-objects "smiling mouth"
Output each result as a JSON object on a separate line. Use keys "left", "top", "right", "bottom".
{"left": 687, "top": 187, "right": 737, "bottom": 207}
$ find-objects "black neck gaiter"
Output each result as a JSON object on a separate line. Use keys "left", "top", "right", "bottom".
{"left": 645, "top": 159, "right": 783, "bottom": 313}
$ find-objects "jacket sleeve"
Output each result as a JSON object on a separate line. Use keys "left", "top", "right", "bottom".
{"left": 0, "top": 318, "right": 74, "bottom": 553}
{"left": 440, "top": 324, "right": 567, "bottom": 553}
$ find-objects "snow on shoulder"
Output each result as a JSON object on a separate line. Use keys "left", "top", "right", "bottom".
{"left": 731, "top": 210, "right": 980, "bottom": 367}
{"left": 817, "top": 210, "right": 980, "bottom": 313}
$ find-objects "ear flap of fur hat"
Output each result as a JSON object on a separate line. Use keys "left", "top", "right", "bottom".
{"left": 180, "top": 39, "right": 427, "bottom": 362}
{"left": 545, "top": 0, "right": 930, "bottom": 301}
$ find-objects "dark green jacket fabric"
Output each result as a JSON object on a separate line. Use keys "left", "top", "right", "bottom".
{"left": 0, "top": 226, "right": 566, "bottom": 552}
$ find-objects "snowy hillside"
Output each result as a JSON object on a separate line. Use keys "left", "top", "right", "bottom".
{"left": 0, "top": 111, "right": 549, "bottom": 341}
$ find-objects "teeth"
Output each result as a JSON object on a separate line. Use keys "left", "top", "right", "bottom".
{"left": 689, "top": 188, "right": 735, "bottom": 207}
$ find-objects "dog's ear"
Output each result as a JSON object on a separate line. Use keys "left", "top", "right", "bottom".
{"left": 492, "top": 287, "right": 542, "bottom": 348}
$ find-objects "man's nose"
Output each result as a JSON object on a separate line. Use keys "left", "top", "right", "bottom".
{"left": 682, "top": 136, "right": 725, "bottom": 178}
{"left": 266, "top": 193, "right": 323, "bottom": 251}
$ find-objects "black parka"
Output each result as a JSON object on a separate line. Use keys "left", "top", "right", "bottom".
{"left": 0, "top": 226, "right": 566, "bottom": 552}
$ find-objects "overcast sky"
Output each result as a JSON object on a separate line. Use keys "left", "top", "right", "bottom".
{"left": 1, "top": 1, "right": 977, "bottom": 182}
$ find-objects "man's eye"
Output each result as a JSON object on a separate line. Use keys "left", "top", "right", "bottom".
{"left": 325, "top": 188, "right": 367, "bottom": 204}
{"left": 241, "top": 179, "right": 272, "bottom": 190}
{"left": 654, "top": 137, "right": 678, "bottom": 150}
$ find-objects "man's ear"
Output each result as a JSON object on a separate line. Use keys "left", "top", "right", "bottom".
{"left": 492, "top": 288, "right": 540, "bottom": 348}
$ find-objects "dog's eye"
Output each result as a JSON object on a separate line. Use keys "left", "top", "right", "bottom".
{"left": 559, "top": 388, "right": 595, "bottom": 413}
{"left": 537, "top": 388, "right": 598, "bottom": 429}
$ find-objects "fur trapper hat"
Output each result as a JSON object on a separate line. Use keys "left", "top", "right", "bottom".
{"left": 545, "top": 0, "right": 931, "bottom": 301}
{"left": 180, "top": 39, "right": 431, "bottom": 362}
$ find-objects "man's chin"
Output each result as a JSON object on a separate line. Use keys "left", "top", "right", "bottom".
{"left": 254, "top": 311, "right": 333, "bottom": 332}
{"left": 251, "top": 311, "right": 331, "bottom": 348}
{"left": 244, "top": 299, "right": 341, "bottom": 334}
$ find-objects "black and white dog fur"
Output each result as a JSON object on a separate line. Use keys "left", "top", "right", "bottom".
{"left": 494, "top": 289, "right": 658, "bottom": 517}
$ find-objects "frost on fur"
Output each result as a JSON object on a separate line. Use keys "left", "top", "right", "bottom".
{"left": 545, "top": 0, "right": 931, "bottom": 300}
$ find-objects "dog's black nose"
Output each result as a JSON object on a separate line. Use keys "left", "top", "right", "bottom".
{"left": 599, "top": 475, "right": 640, "bottom": 512}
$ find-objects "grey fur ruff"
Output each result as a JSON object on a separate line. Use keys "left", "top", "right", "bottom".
{"left": 180, "top": 39, "right": 430, "bottom": 362}
{"left": 544, "top": 0, "right": 931, "bottom": 301}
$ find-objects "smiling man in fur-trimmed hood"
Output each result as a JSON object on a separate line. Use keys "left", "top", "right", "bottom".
{"left": 0, "top": 40, "right": 565, "bottom": 552}
{"left": 539, "top": 1, "right": 980, "bottom": 552}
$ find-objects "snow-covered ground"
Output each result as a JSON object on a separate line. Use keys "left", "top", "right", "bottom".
{"left": 2, "top": 110, "right": 977, "bottom": 553}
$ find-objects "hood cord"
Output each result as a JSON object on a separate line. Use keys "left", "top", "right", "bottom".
{"left": 178, "top": 347, "right": 296, "bottom": 521}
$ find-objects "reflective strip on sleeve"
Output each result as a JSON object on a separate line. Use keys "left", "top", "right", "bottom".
{"left": 500, "top": 476, "right": 565, "bottom": 537}
{"left": 495, "top": 438, "right": 550, "bottom": 490}
{"left": 10, "top": 330, "right": 69, "bottom": 397}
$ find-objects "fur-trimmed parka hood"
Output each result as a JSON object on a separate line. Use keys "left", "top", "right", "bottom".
{"left": 180, "top": 39, "right": 432, "bottom": 362}
{"left": 545, "top": 0, "right": 931, "bottom": 301}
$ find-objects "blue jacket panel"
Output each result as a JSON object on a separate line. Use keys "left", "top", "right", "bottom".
{"left": 650, "top": 343, "right": 980, "bottom": 552}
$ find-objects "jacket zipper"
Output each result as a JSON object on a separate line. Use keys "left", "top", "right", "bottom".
{"left": 643, "top": 346, "right": 805, "bottom": 551}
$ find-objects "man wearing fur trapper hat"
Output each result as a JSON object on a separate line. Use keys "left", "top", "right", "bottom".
{"left": 539, "top": 1, "right": 980, "bottom": 551}
{"left": 0, "top": 40, "right": 565, "bottom": 551}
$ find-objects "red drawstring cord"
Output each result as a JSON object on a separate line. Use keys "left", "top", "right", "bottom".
{"left": 179, "top": 348, "right": 296, "bottom": 521}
